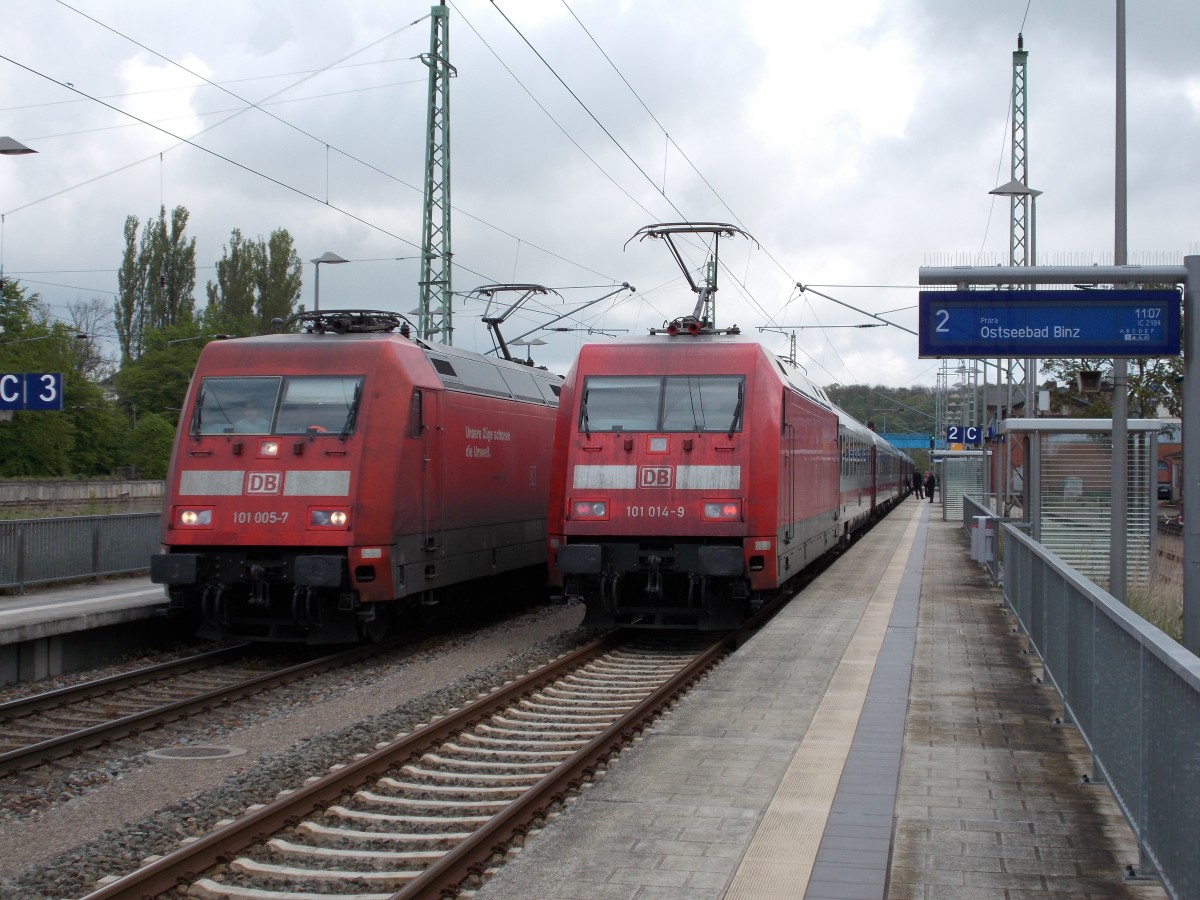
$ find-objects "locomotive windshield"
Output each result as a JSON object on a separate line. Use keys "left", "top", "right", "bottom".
{"left": 580, "top": 375, "right": 744, "bottom": 433}
{"left": 193, "top": 375, "right": 364, "bottom": 436}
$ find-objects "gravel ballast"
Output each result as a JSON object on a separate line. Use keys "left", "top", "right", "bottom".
{"left": 0, "top": 600, "right": 588, "bottom": 898}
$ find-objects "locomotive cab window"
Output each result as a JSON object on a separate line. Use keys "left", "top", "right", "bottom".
{"left": 274, "top": 376, "right": 364, "bottom": 435}
{"left": 580, "top": 375, "right": 744, "bottom": 433}
{"left": 194, "top": 376, "right": 362, "bottom": 436}
{"left": 194, "top": 377, "right": 281, "bottom": 435}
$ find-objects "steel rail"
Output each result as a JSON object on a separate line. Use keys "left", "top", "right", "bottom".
{"left": 396, "top": 635, "right": 731, "bottom": 899}
{"left": 0, "top": 644, "right": 250, "bottom": 720}
{"left": 82, "top": 632, "right": 717, "bottom": 899}
{"left": 0, "top": 640, "right": 396, "bottom": 775}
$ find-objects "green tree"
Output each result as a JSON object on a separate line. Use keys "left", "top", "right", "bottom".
{"left": 113, "top": 322, "right": 209, "bottom": 432}
{"left": 0, "top": 271, "right": 40, "bottom": 333}
{"left": 67, "top": 295, "right": 117, "bottom": 384}
{"left": 123, "top": 412, "right": 176, "bottom": 479}
{"left": 115, "top": 214, "right": 144, "bottom": 363}
{"left": 204, "top": 227, "right": 302, "bottom": 336}
{"left": 205, "top": 228, "right": 258, "bottom": 335}
{"left": 1129, "top": 357, "right": 1183, "bottom": 418}
{"left": 0, "top": 281, "right": 82, "bottom": 476}
{"left": 255, "top": 228, "right": 302, "bottom": 330}
{"left": 114, "top": 206, "right": 196, "bottom": 363}
{"left": 67, "top": 378, "right": 126, "bottom": 476}
{"left": 824, "top": 383, "right": 937, "bottom": 435}
{"left": 1041, "top": 357, "right": 1183, "bottom": 419}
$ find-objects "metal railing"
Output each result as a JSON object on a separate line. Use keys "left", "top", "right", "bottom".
{"left": 1003, "top": 524, "right": 1200, "bottom": 900}
{"left": 961, "top": 493, "right": 1026, "bottom": 583}
{"left": 0, "top": 513, "right": 160, "bottom": 592}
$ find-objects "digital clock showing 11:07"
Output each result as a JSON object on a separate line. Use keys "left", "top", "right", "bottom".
{"left": 917, "top": 289, "right": 1181, "bottom": 358}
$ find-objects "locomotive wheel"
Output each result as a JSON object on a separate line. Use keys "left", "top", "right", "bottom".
{"left": 358, "top": 607, "right": 393, "bottom": 643}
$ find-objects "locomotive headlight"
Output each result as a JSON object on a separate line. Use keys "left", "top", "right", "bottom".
{"left": 176, "top": 508, "right": 213, "bottom": 528}
{"left": 570, "top": 499, "right": 608, "bottom": 520}
{"left": 309, "top": 508, "right": 350, "bottom": 529}
{"left": 258, "top": 440, "right": 281, "bottom": 457}
{"left": 703, "top": 500, "right": 742, "bottom": 521}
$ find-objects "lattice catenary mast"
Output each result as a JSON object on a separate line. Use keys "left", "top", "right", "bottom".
{"left": 418, "top": 2, "right": 454, "bottom": 344}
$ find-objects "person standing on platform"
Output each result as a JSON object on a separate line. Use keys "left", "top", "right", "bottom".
{"left": 911, "top": 469, "right": 924, "bottom": 499}
{"left": 925, "top": 469, "right": 937, "bottom": 503}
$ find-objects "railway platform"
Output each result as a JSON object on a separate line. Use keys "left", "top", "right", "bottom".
{"left": 0, "top": 578, "right": 169, "bottom": 684}
{"left": 477, "top": 498, "right": 1166, "bottom": 900}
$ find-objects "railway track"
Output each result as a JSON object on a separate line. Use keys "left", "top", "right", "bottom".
{"left": 0, "top": 642, "right": 401, "bottom": 776}
{"left": 83, "top": 631, "right": 731, "bottom": 899}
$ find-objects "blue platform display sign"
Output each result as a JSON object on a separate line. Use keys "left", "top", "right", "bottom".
{"left": 0, "top": 373, "right": 65, "bottom": 411}
{"left": 918, "top": 289, "right": 1181, "bottom": 358}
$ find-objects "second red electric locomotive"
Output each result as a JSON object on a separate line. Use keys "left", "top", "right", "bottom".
{"left": 151, "top": 310, "right": 562, "bottom": 644}
{"left": 546, "top": 332, "right": 909, "bottom": 629}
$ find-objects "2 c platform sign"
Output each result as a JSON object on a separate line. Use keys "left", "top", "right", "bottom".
{"left": 946, "top": 425, "right": 981, "bottom": 445}
{"left": 0, "top": 373, "right": 64, "bottom": 411}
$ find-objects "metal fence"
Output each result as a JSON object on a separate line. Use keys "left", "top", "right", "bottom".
{"left": 1003, "top": 524, "right": 1200, "bottom": 900}
{"left": 0, "top": 513, "right": 160, "bottom": 592}
{"left": 961, "top": 493, "right": 1027, "bottom": 583}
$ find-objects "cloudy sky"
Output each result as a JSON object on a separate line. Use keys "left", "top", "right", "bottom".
{"left": 2, "top": 0, "right": 1197, "bottom": 388}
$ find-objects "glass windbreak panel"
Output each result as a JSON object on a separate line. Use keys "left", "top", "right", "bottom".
{"left": 580, "top": 375, "right": 744, "bottom": 433}
{"left": 662, "top": 376, "right": 743, "bottom": 432}
{"left": 195, "top": 377, "right": 281, "bottom": 435}
{"left": 274, "top": 376, "right": 363, "bottom": 435}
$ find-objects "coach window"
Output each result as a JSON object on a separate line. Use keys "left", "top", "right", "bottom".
{"left": 195, "top": 377, "right": 280, "bottom": 435}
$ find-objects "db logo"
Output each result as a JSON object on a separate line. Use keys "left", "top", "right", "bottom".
{"left": 246, "top": 472, "right": 281, "bottom": 495}
{"left": 639, "top": 466, "right": 672, "bottom": 488}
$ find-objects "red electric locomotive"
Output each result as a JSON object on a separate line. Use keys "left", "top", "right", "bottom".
{"left": 546, "top": 224, "right": 910, "bottom": 629}
{"left": 151, "top": 310, "right": 562, "bottom": 644}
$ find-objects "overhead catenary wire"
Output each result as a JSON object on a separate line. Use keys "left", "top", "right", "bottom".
{"left": 537, "top": 0, "right": 888, "bottom": 381}
{"left": 7, "top": 5, "right": 757, "bottom": 350}
{"left": 7, "top": 4, "right": 934, "bottom": 387}
{"left": 2, "top": 9, "right": 628, "bottom": 294}
{"left": 488, "top": 0, "right": 687, "bottom": 223}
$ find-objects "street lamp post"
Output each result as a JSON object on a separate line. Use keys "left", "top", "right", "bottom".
{"left": 0, "top": 331, "right": 87, "bottom": 345}
{"left": 310, "top": 252, "right": 348, "bottom": 313}
{"left": 167, "top": 334, "right": 230, "bottom": 346}
{"left": 989, "top": 177, "right": 1042, "bottom": 517}
{"left": 0, "top": 137, "right": 36, "bottom": 156}
{"left": 1, "top": 137, "right": 37, "bottom": 294}
{"left": 509, "top": 337, "right": 546, "bottom": 365}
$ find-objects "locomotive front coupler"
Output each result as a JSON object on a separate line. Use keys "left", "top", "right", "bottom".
{"left": 644, "top": 555, "right": 664, "bottom": 597}
{"left": 248, "top": 563, "right": 270, "bottom": 607}
{"left": 200, "top": 584, "right": 228, "bottom": 627}
{"left": 598, "top": 573, "right": 621, "bottom": 614}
